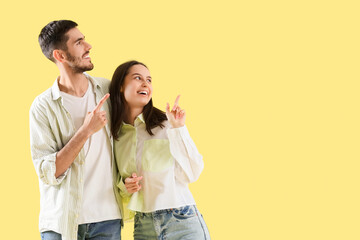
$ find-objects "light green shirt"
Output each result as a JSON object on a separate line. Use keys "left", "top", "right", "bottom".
{"left": 114, "top": 114, "right": 204, "bottom": 221}
{"left": 29, "top": 73, "right": 123, "bottom": 240}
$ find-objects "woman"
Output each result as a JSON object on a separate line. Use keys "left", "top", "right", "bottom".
{"left": 109, "top": 60, "right": 210, "bottom": 239}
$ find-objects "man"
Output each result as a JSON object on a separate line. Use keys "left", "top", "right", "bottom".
{"left": 30, "top": 20, "right": 123, "bottom": 240}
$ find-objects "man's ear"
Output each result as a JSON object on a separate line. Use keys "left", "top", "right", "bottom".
{"left": 53, "top": 49, "right": 65, "bottom": 63}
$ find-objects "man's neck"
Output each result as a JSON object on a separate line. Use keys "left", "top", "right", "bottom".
{"left": 58, "top": 69, "right": 89, "bottom": 97}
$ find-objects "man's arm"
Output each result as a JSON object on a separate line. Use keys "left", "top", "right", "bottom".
{"left": 54, "top": 93, "right": 110, "bottom": 177}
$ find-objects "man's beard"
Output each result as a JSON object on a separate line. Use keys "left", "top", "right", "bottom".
{"left": 66, "top": 52, "right": 94, "bottom": 73}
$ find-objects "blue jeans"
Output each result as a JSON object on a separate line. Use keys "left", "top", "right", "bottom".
{"left": 40, "top": 219, "right": 121, "bottom": 240}
{"left": 134, "top": 205, "right": 210, "bottom": 240}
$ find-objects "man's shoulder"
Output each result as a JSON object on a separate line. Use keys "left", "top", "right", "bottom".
{"left": 29, "top": 87, "right": 54, "bottom": 114}
{"left": 88, "top": 74, "right": 111, "bottom": 93}
{"left": 93, "top": 76, "right": 110, "bottom": 84}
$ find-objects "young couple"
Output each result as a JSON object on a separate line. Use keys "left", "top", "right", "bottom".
{"left": 29, "top": 20, "right": 210, "bottom": 240}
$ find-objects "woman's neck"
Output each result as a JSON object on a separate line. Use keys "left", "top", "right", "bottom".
{"left": 124, "top": 107, "right": 143, "bottom": 126}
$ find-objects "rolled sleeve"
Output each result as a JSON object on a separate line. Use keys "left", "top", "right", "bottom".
{"left": 36, "top": 152, "right": 69, "bottom": 185}
{"left": 30, "top": 100, "right": 69, "bottom": 186}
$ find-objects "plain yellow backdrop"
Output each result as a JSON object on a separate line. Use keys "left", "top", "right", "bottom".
{"left": 1, "top": 0, "right": 359, "bottom": 239}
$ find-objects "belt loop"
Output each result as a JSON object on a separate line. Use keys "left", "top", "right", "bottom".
{"left": 193, "top": 205, "right": 199, "bottom": 216}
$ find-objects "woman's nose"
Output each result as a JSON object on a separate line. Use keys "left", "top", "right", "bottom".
{"left": 142, "top": 80, "right": 149, "bottom": 86}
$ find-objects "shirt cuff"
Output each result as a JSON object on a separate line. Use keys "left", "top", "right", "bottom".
{"left": 166, "top": 125, "right": 189, "bottom": 139}
{"left": 41, "top": 152, "right": 69, "bottom": 185}
{"left": 116, "top": 175, "right": 132, "bottom": 199}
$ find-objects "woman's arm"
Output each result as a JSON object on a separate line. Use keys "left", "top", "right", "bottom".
{"left": 166, "top": 96, "right": 204, "bottom": 184}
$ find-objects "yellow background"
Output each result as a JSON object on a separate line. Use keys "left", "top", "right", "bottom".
{"left": 0, "top": 0, "right": 359, "bottom": 239}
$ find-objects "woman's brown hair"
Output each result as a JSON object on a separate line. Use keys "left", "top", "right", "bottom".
{"left": 109, "top": 60, "right": 167, "bottom": 140}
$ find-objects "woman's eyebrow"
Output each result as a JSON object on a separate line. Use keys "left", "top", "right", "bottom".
{"left": 131, "top": 73, "right": 151, "bottom": 78}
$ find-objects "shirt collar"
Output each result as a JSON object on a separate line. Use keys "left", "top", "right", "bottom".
{"left": 136, "top": 113, "right": 145, "bottom": 124}
{"left": 51, "top": 72, "right": 101, "bottom": 100}
{"left": 122, "top": 113, "right": 145, "bottom": 129}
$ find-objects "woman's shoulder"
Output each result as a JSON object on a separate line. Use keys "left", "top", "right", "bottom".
{"left": 144, "top": 119, "right": 171, "bottom": 137}
{"left": 163, "top": 120, "right": 172, "bottom": 129}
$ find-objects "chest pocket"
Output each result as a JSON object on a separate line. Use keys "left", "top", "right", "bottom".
{"left": 141, "top": 139, "right": 174, "bottom": 172}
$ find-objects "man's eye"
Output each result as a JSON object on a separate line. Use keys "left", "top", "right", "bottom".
{"left": 147, "top": 79, "right": 152, "bottom": 83}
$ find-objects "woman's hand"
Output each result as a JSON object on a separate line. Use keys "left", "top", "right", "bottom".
{"left": 124, "top": 173, "right": 143, "bottom": 194}
{"left": 166, "top": 95, "right": 186, "bottom": 128}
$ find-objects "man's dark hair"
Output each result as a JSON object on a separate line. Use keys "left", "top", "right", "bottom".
{"left": 38, "top": 20, "right": 78, "bottom": 62}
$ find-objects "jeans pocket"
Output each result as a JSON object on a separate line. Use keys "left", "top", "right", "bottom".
{"left": 134, "top": 214, "right": 141, "bottom": 226}
{"left": 40, "top": 231, "right": 62, "bottom": 240}
{"left": 172, "top": 205, "right": 196, "bottom": 220}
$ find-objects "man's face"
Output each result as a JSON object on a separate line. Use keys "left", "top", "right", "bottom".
{"left": 63, "top": 28, "right": 94, "bottom": 73}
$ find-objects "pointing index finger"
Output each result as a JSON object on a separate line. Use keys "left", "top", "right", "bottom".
{"left": 172, "top": 95, "right": 181, "bottom": 111}
{"left": 94, "top": 93, "right": 110, "bottom": 112}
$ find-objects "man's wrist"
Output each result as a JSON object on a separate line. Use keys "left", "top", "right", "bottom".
{"left": 78, "top": 126, "right": 92, "bottom": 139}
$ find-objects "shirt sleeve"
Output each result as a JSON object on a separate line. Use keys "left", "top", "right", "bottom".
{"left": 167, "top": 125, "right": 204, "bottom": 184}
{"left": 116, "top": 174, "right": 136, "bottom": 221}
{"left": 116, "top": 174, "right": 132, "bottom": 199}
{"left": 29, "top": 100, "right": 69, "bottom": 185}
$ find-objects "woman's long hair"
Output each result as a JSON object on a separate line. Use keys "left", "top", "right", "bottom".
{"left": 109, "top": 60, "right": 167, "bottom": 140}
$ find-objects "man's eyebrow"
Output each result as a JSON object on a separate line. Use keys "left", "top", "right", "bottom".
{"left": 73, "top": 36, "right": 85, "bottom": 43}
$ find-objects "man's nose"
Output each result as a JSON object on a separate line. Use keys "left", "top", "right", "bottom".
{"left": 85, "top": 41, "right": 92, "bottom": 51}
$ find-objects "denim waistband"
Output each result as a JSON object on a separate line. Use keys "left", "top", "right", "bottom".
{"left": 135, "top": 205, "right": 197, "bottom": 217}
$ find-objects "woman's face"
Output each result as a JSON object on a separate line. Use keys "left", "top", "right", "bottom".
{"left": 122, "top": 64, "right": 153, "bottom": 109}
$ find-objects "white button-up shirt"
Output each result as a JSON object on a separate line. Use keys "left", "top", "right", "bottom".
{"left": 114, "top": 114, "right": 204, "bottom": 221}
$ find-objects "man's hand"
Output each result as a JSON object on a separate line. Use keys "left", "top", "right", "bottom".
{"left": 125, "top": 173, "right": 143, "bottom": 193}
{"left": 54, "top": 93, "right": 110, "bottom": 178}
{"left": 166, "top": 95, "right": 186, "bottom": 128}
{"left": 80, "top": 93, "right": 110, "bottom": 136}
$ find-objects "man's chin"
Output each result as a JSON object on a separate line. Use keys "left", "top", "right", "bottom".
{"left": 85, "top": 63, "right": 94, "bottom": 71}
{"left": 86, "top": 64, "right": 94, "bottom": 71}
{"left": 73, "top": 64, "right": 94, "bottom": 73}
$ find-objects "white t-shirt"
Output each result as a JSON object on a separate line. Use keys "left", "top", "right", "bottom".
{"left": 60, "top": 81, "right": 121, "bottom": 224}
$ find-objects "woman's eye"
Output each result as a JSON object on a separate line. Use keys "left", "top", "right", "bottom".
{"left": 135, "top": 76, "right": 141, "bottom": 80}
{"left": 147, "top": 79, "right": 152, "bottom": 83}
